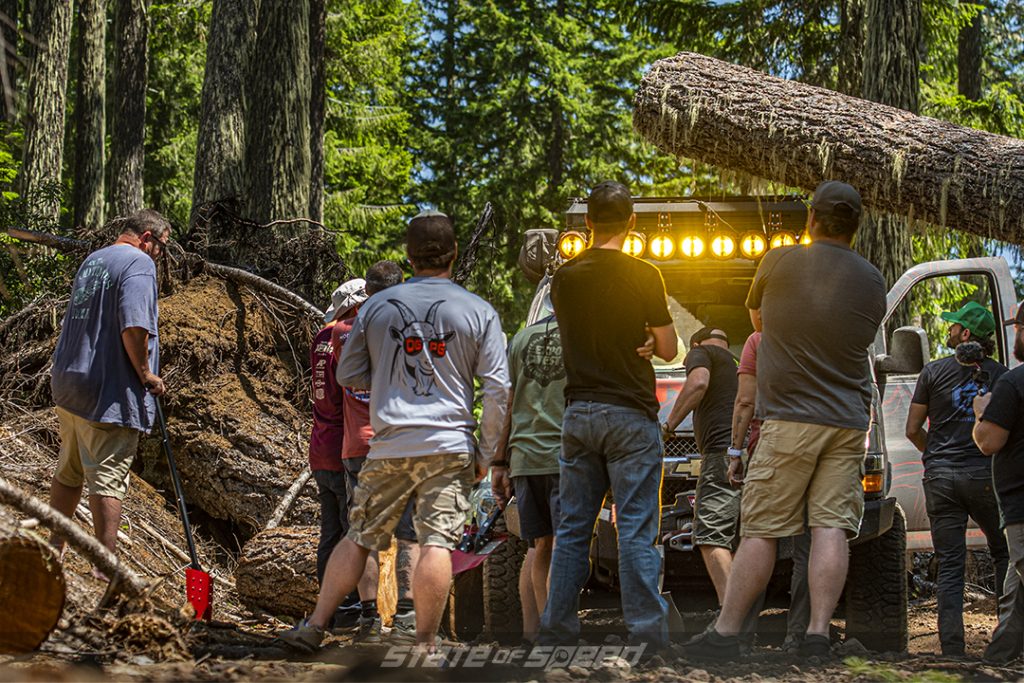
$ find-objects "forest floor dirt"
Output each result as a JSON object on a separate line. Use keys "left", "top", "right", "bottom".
{"left": 1, "top": 593, "right": 1020, "bottom": 682}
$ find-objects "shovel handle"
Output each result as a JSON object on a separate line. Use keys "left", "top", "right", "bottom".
{"left": 154, "top": 398, "right": 202, "bottom": 570}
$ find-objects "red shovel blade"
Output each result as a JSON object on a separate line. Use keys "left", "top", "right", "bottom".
{"left": 186, "top": 567, "right": 213, "bottom": 621}
{"left": 451, "top": 536, "right": 506, "bottom": 575}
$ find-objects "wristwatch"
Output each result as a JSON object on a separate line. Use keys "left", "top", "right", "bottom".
{"left": 727, "top": 447, "right": 744, "bottom": 459}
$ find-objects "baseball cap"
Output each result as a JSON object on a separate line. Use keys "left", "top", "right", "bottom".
{"left": 1005, "top": 303, "right": 1024, "bottom": 326}
{"left": 941, "top": 301, "right": 996, "bottom": 338}
{"left": 811, "top": 181, "right": 862, "bottom": 220}
{"left": 690, "top": 326, "right": 728, "bottom": 347}
{"left": 324, "top": 278, "right": 368, "bottom": 324}
{"left": 407, "top": 210, "right": 456, "bottom": 261}
{"left": 587, "top": 181, "right": 633, "bottom": 224}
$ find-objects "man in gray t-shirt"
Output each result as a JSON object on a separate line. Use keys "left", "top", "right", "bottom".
{"left": 683, "top": 181, "right": 887, "bottom": 662}
{"left": 280, "top": 211, "right": 510, "bottom": 654}
{"left": 48, "top": 209, "right": 170, "bottom": 557}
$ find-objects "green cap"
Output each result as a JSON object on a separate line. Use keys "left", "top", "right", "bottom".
{"left": 941, "top": 301, "right": 995, "bottom": 338}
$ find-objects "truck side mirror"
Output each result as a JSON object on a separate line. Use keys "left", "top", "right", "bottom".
{"left": 875, "top": 326, "right": 929, "bottom": 375}
{"left": 518, "top": 229, "right": 559, "bottom": 284}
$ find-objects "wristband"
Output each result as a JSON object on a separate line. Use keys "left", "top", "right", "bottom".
{"left": 727, "top": 447, "right": 743, "bottom": 459}
{"left": 490, "top": 461, "right": 510, "bottom": 468}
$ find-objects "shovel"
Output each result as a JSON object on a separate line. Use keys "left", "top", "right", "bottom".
{"left": 154, "top": 398, "right": 213, "bottom": 621}
{"left": 451, "top": 504, "right": 507, "bottom": 575}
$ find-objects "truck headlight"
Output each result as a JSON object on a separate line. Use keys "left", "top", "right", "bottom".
{"left": 680, "top": 234, "right": 705, "bottom": 258}
{"left": 769, "top": 231, "right": 797, "bottom": 249}
{"left": 710, "top": 234, "right": 736, "bottom": 259}
{"left": 557, "top": 231, "right": 587, "bottom": 259}
{"left": 622, "top": 231, "right": 646, "bottom": 258}
{"left": 739, "top": 232, "right": 767, "bottom": 258}
{"left": 649, "top": 234, "right": 675, "bottom": 259}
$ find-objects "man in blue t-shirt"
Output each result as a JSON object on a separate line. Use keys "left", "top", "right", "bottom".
{"left": 905, "top": 302, "right": 1008, "bottom": 656}
{"left": 48, "top": 209, "right": 170, "bottom": 557}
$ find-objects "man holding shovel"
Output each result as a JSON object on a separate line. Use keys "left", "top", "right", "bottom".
{"left": 48, "top": 209, "right": 171, "bottom": 559}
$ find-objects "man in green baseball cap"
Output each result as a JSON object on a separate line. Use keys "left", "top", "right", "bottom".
{"left": 941, "top": 301, "right": 996, "bottom": 345}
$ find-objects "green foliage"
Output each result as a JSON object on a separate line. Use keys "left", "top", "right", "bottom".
{"left": 844, "top": 656, "right": 962, "bottom": 682}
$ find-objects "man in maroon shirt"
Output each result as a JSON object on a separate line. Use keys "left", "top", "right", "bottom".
{"left": 311, "top": 278, "right": 368, "bottom": 633}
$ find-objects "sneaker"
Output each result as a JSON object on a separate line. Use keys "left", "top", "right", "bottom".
{"left": 781, "top": 634, "right": 803, "bottom": 654}
{"left": 389, "top": 611, "right": 417, "bottom": 644}
{"left": 277, "top": 619, "right": 325, "bottom": 653}
{"left": 798, "top": 634, "right": 831, "bottom": 659}
{"left": 355, "top": 615, "right": 383, "bottom": 643}
{"left": 331, "top": 609, "right": 362, "bottom": 635}
{"left": 679, "top": 629, "right": 740, "bottom": 663}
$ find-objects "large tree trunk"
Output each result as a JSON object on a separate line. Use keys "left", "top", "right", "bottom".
{"left": 308, "top": 0, "right": 325, "bottom": 224}
{"left": 0, "top": 0, "right": 18, "bottom": 122}
{"left": 110, "top": 0, "right": 149, "bottom": 218}
{"left": 836, "top": 0, "right": 864, "bottom": 97}
{"left": 191, "top": 0, "right": 257, "bottom": 249}
{"left": 855, "top": 0, "right": 919, "bottom": 289}
{"left": 243, "top": 0, "right": 312, "bottom": 224}
{"left": 18, "top": 0, "right": 72, "bottom": 226}
{"left": 632, "top": 52, "right": 1024, "bottom": 243}
{"left": 958, "top": 5, "right": 983, "bottom": 101}
{"left": 73, "top": 0, "right": 106, "bottom": 230}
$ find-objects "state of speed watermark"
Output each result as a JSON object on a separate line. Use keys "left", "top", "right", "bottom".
{"left": 381, "top": 644, "right": 646, "bottom": 669}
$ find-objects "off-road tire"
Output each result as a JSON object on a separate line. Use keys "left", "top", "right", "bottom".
{"left": 443, "top": 563, "right": 484, "bottom": 641}
{"left": 483, "top": 518, "right": 528, "bottom": 644}
{"left": 845, "top": 503, "right": 909, "bottom": 652}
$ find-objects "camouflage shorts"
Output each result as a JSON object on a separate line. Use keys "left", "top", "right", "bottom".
{"left": 347, "top": 452, "right": 475, "bottom": 551}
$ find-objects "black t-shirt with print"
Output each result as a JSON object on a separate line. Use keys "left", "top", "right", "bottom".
{"left": 982, "top": 366, "right": 1024, "bottom": 526}
{"left": 552, "top": 248, "right": 673, "bottom": 420}
{"left": 912, "top": 355, "right": 1007, "bottom": 470}
{"left": 684, "top": 344, "right": 738, "bottom": 454}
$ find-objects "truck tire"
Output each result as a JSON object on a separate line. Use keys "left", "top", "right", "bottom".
{"left": 845, "top": 503, "right": 909, "bottom": 652}
{"left": 443, "top": 564, "right": 484, "bottom": 641}
{"left": 483, "top": 518, "right": 528, "bottom": 644}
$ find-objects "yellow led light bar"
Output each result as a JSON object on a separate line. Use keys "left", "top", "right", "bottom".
{"left": 557, "top": 231, "right": 587, "bottom": 259}
{"left": 649, "top": 234, "right": 675, "bottom": 259}
{"left": 710, "top": 234, "right": 736, "bottom": 259}
{"left": 799, "top": 231, "right": 813, "bottom": 246}
{"left": 622, "top": 231, "right": 646, "bottom": 258}
{"left": 769, "top": 231, "right": 797, "bottom": 249}
{"left": 739, "top": 232, "right": 767, "bottom": 259}
{"left": 680, "top": 234, "right": 705, "bottom": 258}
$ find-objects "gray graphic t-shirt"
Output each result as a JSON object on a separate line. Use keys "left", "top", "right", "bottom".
{"left": 336, "top": 276, "right": 510, "bottom": 461}
{"left": 51, "top": 244, "right": 160, "bottom": 432}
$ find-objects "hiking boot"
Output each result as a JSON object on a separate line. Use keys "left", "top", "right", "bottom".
{"left": 331, "top": 608, "right": 362, "bottom": 635}
{"left": 277, "top": 619, "right": 325, "bottom": 653}
{"left": 798, "top": 634, "right": 832, "bottom": 659}
{"left": 389, "top": 610, "right": 417, "bottom": 644}
{"left": 355, "top": 615, "right": 383, "bottom": 643}
{"left": 679, "top": 629, "right": 740, "bottom": 663}
{"left": 781, "top": 633, "right": 803, "bottom": 654}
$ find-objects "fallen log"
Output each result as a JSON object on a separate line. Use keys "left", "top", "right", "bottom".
{"left": 633, "top": 52, "right": 1024, "bottom": 240}
{"left": 0, "top": 535, "right": 66, "bottom": 653}
{"left": 235, "top": 526, "right": 397, "bottom": 624}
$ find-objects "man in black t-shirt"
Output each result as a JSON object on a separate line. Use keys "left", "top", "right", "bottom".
{"left": 664, "top": 327, "right": 739, "bottom": 604}
{"left": 540, "top": 181, "right": 677, "bottom": 650}
{"left": 905, "top": 302, "right": 1008, "bottom": 656}
{"left": 975, "top": 305, "right": 1024, "bottom": 664}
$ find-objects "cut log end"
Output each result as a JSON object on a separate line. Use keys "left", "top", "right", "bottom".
{"left": 0, "top": 536, "right": 66, "bottom": 654}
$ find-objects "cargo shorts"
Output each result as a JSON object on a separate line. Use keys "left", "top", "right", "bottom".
{"left": 346, "top": 452, "right": 475, "bottom": 551}
{"left": 693, "top": 450, "right": 741, "bottom": 549}
{"left": 740, "top": 419, "right": 866, "bottom": 539}
{"left": 54, "top": 406, "right": 140, "bottom": 500}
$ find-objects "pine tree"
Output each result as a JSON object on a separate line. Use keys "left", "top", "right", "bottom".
{"left": 110, "top": 0, "right": 150, "bottom": 217}
{"left": 73, "top": 0, "right": 106, "bottom": 229}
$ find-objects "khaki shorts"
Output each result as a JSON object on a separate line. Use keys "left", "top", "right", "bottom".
{"left": 740, "top": 420, "right": 866, "bottom": 539}
{"left": 54, "top": 406, "right": 140, "bottom": 500}
{"left": 347, "top": 452, "right": 475, "bottom": 551}
{"left": 693, "top": 450, "right": 741, "bottom": 549}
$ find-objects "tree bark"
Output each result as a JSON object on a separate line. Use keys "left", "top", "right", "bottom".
{"left": 110, "top": 0, "right": 149, "bottom": 218}
{"left": 73, "top": 0, "right": 106, "bottom": 230}
{"left": 632, "top": 52, "right": 1024, "bottom": 242}
{"left": 0, "top": 0, "right": 18, "bottom": 122}
{"left": 191, "top": 0, "right": 257, "bottom": 240}
{"left": 244, "top": 0, "right": 312, "bottom": 224}
{"left": 18, "top": 0, "right": 72, "bottom": 226}
{"left": 856, "top": 0, "right": 919, "bottom": 289}
{"left": 958, "top": 5, "right": 983, "bottom": 101}
{"left": 308, "top": 0, "right": 325, "bottom": 223}
{"left": 836, "top": 0, "right": 864, "bottom": 97}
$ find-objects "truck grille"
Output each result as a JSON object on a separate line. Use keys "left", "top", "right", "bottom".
{"left": 664, "top": 435, "right": 698, "bottom": 458}
{"left": 662, "top": 477, "right": 693, "bottom": 505}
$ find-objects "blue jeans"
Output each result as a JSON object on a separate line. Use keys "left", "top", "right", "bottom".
{"left": 924, "top": 465, "right": 1008, "bottom": 655}
{"left": 539, "top": 401, "right": 668, "bottom": 647}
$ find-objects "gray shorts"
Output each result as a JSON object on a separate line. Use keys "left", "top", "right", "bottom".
{"left": 693, "top": 450, "right": 741, "bottom": 549}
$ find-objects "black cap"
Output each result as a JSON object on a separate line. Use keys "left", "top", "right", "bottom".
{"left": 587, "top": 181, "right": 633, "bottom": 224}
{"left": 407, "top": 210, "right": 456, "bottom": 260}
{"left": 690, "top": 326, "right": 728, "bottom": 347}
{"left": 811, "top": 181, "right": 862, "bottom": 221}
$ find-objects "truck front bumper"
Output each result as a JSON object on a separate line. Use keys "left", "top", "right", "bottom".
{"left": 851, "top": 496, "right": 897, "bottom": 546}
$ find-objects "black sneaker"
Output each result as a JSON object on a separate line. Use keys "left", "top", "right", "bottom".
{"left": 679, "top": 629, "right": 740, "bottom": 662}
{"left": 798, "top": 634, "right": 831, "bottom": 659}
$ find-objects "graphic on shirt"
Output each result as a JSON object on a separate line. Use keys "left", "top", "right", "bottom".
{"left": 951, "top": 378, "right": 985, "bottom": 421}
{"left": 69, "top": 256, "right": 113, "bottom": 320}
{"left": 522, "top": 330, "right": 564, "bottom": 387}
{"left": 388, "top": 299, "right": 455, "bottom": 397}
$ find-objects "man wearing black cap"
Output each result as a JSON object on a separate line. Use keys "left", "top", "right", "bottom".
{"left": 905, "top": 302, "right": 1008, "bottom": 656}
{"left": 279, "top": 211, "right": 510, "bottom": 653}
{"left": 974, "top": 305, "right": 1024, "bottom": 664}
{"left": 664, "top": 327, "right": 740, "bottom": 606}
{"left": 683, "top": 180, "right": 887, "bottom": 661}
{"left": 540, "top": 181, "right": 678, "bottom": 650}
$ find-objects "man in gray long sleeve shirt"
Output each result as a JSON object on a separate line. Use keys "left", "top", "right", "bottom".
{"left": 280, "top": 211, "right": 510, "bottom": 653}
